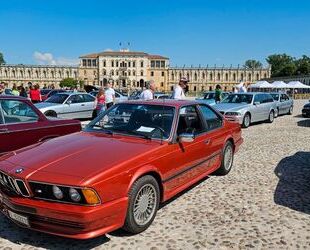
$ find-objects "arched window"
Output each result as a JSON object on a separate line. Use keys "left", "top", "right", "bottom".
{"left": 35, "top": 71, "right": 39, "bottom": 78}
{"left": 179, "top": 73, "right": 182, "bottom": 80}
{"left": 240, "top": 73, "right": 244, "bottom": 81}
{"left": 27, "top": 70, "right": 31, "bottom": 78}
{"left": 202, "top": 72, "right": 205, "bottom": 80}
{"left": 43, "top": 71, "right": 47, "bottom": 78}
{"left": 128, "top": 70, "right": 131, "bottom": 76}
{"left": 5, "top": 70, "right": 8, "bottom": 77}
{"left": 66, "top": 71, "right": 69, "bottom": 78}
{"left": 171, "top": 72, "right": 174, "bottom": 81}
{"left": 59, "top": 71, "right": 62, "bottom": 78}
{"left": 12, "top": 70, "right": 16, "bottom": 78}
{"left": 210, "top": 73, "right": 213, "bottom": 81}
{"left": 111, "top": 60, "right": 114, "bottom": 67}
{"left": 51, "top": 71, "right": 54, "bottom": 78}
{"left": 194, "top": 73, "right": 197, "bottom": 81}
{"left": 103, "top": 60, "right": 106, "bottom": 67}
{"left": 248, "top": 73, "right": 252, "bottom": 81}
{"left": 264, "top": 73, "right": 267, "bottom": 78}
{"left": 20, "top": 70, "right": 24, "bottom": 78}
{"left": 187, "top": 73, "right": 190, "bottom": 81}
{"left": 233, "top": 73, "right": 236, "bottom": 81}
{"left": 111, "top": 70, "right": 114, "bottom": 76}
{"left": 225, "top": 73, "right": 228, "bottom": 81}
{"left": 140, "top": 70, "right": 144, "bottom": 76}
{"left": 256, "top": 73, "right": 260, "bottom": 80}
{"left": 74, "top": 71, "right": 77, "bottom": 78}
{"left": 217, "top": 73, "right": 221, "bottom": 81}
{"left": 103, "top": 70, "right": 106, "bottom": 75}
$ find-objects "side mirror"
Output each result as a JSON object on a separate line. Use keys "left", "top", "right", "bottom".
{"left": 254, "top": 101, "right": 260, "bottom": 105}
{"left": 178, "top": 133, "right": 195, "bottom": 143}
{"left": 66, "top": 100, "right": 72, "bottom": 105}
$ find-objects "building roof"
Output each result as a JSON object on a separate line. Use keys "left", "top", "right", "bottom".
{"left": 80, "top": 51, "right": 169, "bottom": 60}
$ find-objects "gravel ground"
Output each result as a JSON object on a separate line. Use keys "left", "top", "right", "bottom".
{"left": 0, "top": 100, "right": 309, "bottom": 250}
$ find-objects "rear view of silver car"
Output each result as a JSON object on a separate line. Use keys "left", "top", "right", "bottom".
{"left": 270, "top": 92, "right": 294, "bottom": 117}
{"left": 214, "top": 93, "right": 277, "bottom": 128}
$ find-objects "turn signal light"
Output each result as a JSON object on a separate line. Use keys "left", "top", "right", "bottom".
{"left": 82, "top": 189, "right": 101, "bottom": 205}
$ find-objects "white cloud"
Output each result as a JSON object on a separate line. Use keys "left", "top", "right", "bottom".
{"left": 33, "top": 51, "right": 78, "bottom": 66}
{"left": 104, "top": 48, "right": 113, "bottom": 52}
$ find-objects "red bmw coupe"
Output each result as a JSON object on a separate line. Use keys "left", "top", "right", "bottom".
{"left": 0, "top": 100, "right": 243, "bottom": 239}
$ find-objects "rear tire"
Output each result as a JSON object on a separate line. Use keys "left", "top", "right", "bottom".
{"left": 44, "top": 110, "right": 57, "bottom": 117}
{"left": 268, "top": 110, "right": 274, "bottom": 123}
{"left": 123, "top": 175, "right": 160, "bottom": 234}
{"left": 242, "top": 113, "right": 251, "bottom": 128}
{"left": 214, "top": 141, "right": 234, "bottom": 176}
{"left": 274, "top": 108, "right": 279, "bottom": 118}
{"left": 288, "top": 106, "right": 293, "bottom": 115}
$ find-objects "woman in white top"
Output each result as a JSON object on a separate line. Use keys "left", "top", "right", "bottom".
{"left": 140, "top": 80, "right": 156, "bottom": 100}
{"left": 172, "top": 77, "right": 188, "bottom": 99}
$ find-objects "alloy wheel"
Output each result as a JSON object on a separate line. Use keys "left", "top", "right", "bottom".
{"left": 133, "top": 184, "right": 157, "bottom": 226}
{"left": 224, "top": 145, "right": 233, "bottom": 171}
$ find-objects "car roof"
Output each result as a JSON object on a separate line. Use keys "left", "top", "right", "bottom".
{"left": 122, "top": 99, "right": 199, "bottom": 108}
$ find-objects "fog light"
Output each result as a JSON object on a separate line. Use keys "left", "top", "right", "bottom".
{"left": 52, "top": 185, "right": 63, "bottom": 199}
{"left": 69, "top": 188, "right": 81, "bottom": 202}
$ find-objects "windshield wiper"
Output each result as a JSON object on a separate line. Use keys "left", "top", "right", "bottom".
{"left": 89, "top": 125, "right": 114, "bottom": 135}
{"left": 126, "top": 130, "right": 152, "bottom": 140}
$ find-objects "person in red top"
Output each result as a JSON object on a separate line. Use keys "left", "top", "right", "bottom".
{"left": 29, "top": 84, "right": 42, "bottom": 103}
{"left": 94, "top": 88, "right": 105, "bottom": 117}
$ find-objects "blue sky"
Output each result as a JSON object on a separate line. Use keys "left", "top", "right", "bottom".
{"left": 1, "top": 0, "right": 310, "bottom": 67}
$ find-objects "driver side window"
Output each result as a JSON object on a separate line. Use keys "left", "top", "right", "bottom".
{"left": 0, "top": 100, "right": 38, "bottom": 124}
{"left": 68, "top": 94, "right": 84, "bottom": 103}
{"left": 177, "top": 105, "right": 204, "bottom": 135}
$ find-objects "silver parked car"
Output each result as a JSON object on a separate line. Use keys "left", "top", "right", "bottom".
{"left": 89, "top": 90, "right": 128, "bottom": 103}
{"left": 35, "top": 92, "right": 95, "bottom": 119}
{"left": 214, "top": 92, "right": 277, "bottom": 128}
{"left": 270, "top": 92, "right": 294, "bottom": 117}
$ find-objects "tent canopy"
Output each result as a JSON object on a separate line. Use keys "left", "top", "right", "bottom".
{"left": 271, "top": 81, "right": 288, "bottom": 88}
{"left": 287, "top": 81, "right": 310, "bottom": 89}
{"left": 249, "top": 80, "right": 273, "bottom": 88}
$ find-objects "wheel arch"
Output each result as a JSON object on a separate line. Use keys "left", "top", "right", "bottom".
{"left": 127, "top": 166, "right": 164, "bottom": 202}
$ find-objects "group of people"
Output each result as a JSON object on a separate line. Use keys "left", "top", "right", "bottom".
{"left": 94, "top": 81, "right": 116, "bottom": 116}
{"left": 0, "top": 81, "right": 42, "bottom": 103}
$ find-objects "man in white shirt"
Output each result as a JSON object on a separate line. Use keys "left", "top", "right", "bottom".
{"left": 172, "top": 77, "right": 188, "bottom": 100}
{"left": 140, "top": 80, "right": 156, "bottom": 100}
{"left": 104, "top": 80, "right": 115, "bottom": 109}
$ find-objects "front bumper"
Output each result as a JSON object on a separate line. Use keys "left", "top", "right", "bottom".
{"left": 302, "top": 108, "right": 310, "bottom": 117}
{"left": 0, "top": 190, "right": 128, "bottom": 239}
{"left": 224, "top": 114, "right": 243, "bottom": 125}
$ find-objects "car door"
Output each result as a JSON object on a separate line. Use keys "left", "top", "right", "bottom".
{"left": 280, "top": 94, "right": 290, "bottom": 114}
{"left": 0, "top": 99, "right": 45, "bottom": 152}
{"left": 252, "top": 94, "right": 265, "bottom": 122}
{"left": 82, "top": 94, "right": 96, "bottom": 118}
{"left": 62, "top": 94, "right": 86, "bottom": 119}
{"left": 162, "top": 105, "right": 218, "bottom": 191}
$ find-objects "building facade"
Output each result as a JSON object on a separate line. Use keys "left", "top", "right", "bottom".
{"left": 0, "top": 50, "right": 271, "bottom": 92}
{"left": 79, "top": 49, "right": 169, "bottom": 92}
{"left": 0, "top": 64, "right": 78, "bottom": 88}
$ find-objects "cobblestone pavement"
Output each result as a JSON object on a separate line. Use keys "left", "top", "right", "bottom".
{"left": 0, "top": 100, "right": 310, "bottom": 250}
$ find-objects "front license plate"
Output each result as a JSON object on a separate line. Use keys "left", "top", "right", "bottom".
{"left": 8, "top": 210, "right": 30, "bottom": 227}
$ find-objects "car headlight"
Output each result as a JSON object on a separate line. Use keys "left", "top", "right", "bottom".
{"left": 52, "top": 185, "right": 64, "bottom": 199}
{"left": 225, "top": 112, "right": 241, "bottom": 116}
{"left": 69, "top": 188, "right": 81, "bottom": 202}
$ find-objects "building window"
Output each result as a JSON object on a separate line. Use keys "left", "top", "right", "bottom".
{"left": 111, "top": 70, "right": 114, "bottom": 76}
{"left": 233, "top": 73, "right": 236, "bottom": 81}
{"left": 248, "top": 73, "right": 252, "bottom": 81}
{"left": 264, "top": 73, "right": 267, "bottom": 78}
{"left": 82, "top": 59, "right": 87, "bottom": 67}
{"left": 141, "top": 70, "right": 144, "bottom": 76}
{"left": 151, "top": 71, "right": 154, "bottom": 76}
{"left": 194, "top": 73, "right": 197, "bottom": 81}
{"left": 171, "top": 73, "right": 174, "bottom": 81}
{"left": 210, "top": 73, "right": 213, "bottom": 81}
{"left": 241, "top": 73, "right": 244, "bottom": 81}
{"left": 161, "top": 71, "right": 165, "bottom": 77}
{"left": 217, "top": 73, "right": 221, "bottom": 81}
{"left": 256, "top": 73, "right": 260, "bottom": 80}
{"left": 194, "top": 86, "right": 197, "bottom": 91}
{"left": 140, "top": 61, "right": 144, "bottom": 68}
{"left": 133, "top": 70, "right": 136, "bottom": 76}
{"left": 116, "top": 61, "right": 119, "bottom": 67}
{"left": 151, "top": 61, "right": 155, "bottom": 68}
{"left": 128, "top": 61, "right": 131, "bottom": 67}
{"left": 225, "top": 73, "right": 228, "bottom": 81}
{"left": 66, "top": 71, "right": 69, "bottom": 78}
{"left": 156, "top": 61, "right": 160, "bottom": 68}
{"left": 87, "top": 59, "right": 92, "bottom": 67}
{"left": 43, "top": 71, "right": 47, "bottom": 78}
{"left": 51, "top": 71, "right": 54, "bottom": 78}
{"left": 133, "top": 61, "right": 136, "bottom": 67}
{"left": 170, "top": 86, "right": 174, "bottom": 91}
{"left": 202, "top": 72, "right": 205, "bottom": 80}
{"left": 161, "top": 82, "right": 164, "bottom": 87}
{"left": 103, "top": 60, "right": 106, "bottom": 67}
{"left": 128, "top": 70, "right": 131, "bottom": 76}
{"left": 116, "top": 71, "right": 118, "bottom": 76}
{"left": 161, "top": 61, "right": 165, "bottom": 68}
{"left": 111, "top": 60, "right": 114, "bottom": 67}
{"left": 92, "top": 59, "right": 97, "bottom": 67}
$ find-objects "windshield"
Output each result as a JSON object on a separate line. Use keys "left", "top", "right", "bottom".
{"left": 270, "top": 94, "right": 279, "bottom": 101}
{"left": 203, "top": 92, "right": 215, "bottom": 99}
{"left": 40, "top": 89, "right": 51, "bottom": 95}
{"left": 45, "top": 93, "right": 69, "bottom": 104}
{"left": 221, "top": 94, "right": 253, "bottom": 104}
{"left": 87, "top": 103, "right": 175, "bottom": 140}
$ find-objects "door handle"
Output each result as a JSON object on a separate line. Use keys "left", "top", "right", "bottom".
{"left": 81, "top": 104, "right": 85, "bottom": 106}
{"left": 204, "top": 139, "right": 211, "bottom": 144}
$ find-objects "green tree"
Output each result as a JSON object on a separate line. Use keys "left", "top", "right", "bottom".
{"left": 0, "top": 52, "right": 5, "bottom": 65}
{"left": 294, "top": 55, "right": 310, "bottom": 75}
{"left": 59, "top": 78, "right": 79, "bottom": 88}
{"left": 266, "top": 54, "right": 296, "bottom": 77}
{"left": 244, "top": 59, "right": 263, "bottom": 69}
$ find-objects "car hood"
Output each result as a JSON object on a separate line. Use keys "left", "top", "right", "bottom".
{"left": 0, "top": 132, "right": 162, "bottom": 184}
{"left": 35, "top": 102, "right": 61, "bottom": 109}
{"left": 304, "top": 102, "right": 310, "bottom": 108}
{"left": 214, "top": 103, "right": 249, "bottom": 112}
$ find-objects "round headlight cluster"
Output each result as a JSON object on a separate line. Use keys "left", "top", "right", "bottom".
{"left": 52, "top": 185, "right": 63, "bottom": 199}
{"left": 69, "top": 188, "right": 81, "bottom": 202}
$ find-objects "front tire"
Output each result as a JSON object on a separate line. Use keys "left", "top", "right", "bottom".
{"left": 242, "top": 113, "right": 251, "bottom": 128}
{"left": 288, "top": 106, "right": 293, "bottom": 115}
{"left": 123, "top": 175, "right": 160, "bottom": 234}
{"left": 268, "top": 110, "right": 274, "bottom": 123}
{"left": 274, "top": 108, "right": 279, "bottom": 118}
{"left": 214, "top": 141, "right": 234, "bottom": 176}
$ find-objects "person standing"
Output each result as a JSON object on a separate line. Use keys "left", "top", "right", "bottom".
{"left": 29, "top": 84, "right": 42, "bottom": 103}
{"left": 0, "top": 82, "right": 5, "bottom": 95}
{"left": 19, "top": 85, "right": 28, "bottom": 98}
{"left": 94, "top": 88, "right": 105, "bottom": 116}
{"left": 104, "top": 80, "right": 115, "bottom": 109}
{"left": 215, "top": 84, "right": 222, "bottom": 103}
{"left": 11, "top": 83, "right": 20, "bottom": 96}
{"left": 172, "top": 77, "right": 188, "bottom": 100}
{"left": 140, "top": 80, "right": 156, "bottom": 100}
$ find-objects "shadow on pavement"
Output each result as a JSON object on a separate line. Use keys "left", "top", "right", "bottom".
{"left": 0, "top": 215, "right": 110, "bottom": 249}
{"left": 274, "top": 151, "right": 310, "bottom": 214}
{"left": 297, "top": 119, "right": 310, "bottom": 127}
